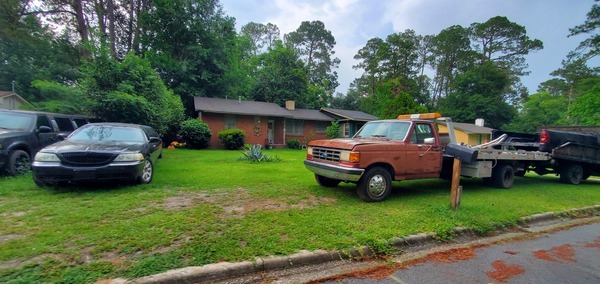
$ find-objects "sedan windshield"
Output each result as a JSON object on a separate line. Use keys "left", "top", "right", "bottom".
{"left": 69, "top": 125, "right": 146, "bottom": 143}
{"left": 354, "top": 121, "right": 411, "bottom": 141}
{"left": 0, "top": 113, "right": 34, "bottom": 130}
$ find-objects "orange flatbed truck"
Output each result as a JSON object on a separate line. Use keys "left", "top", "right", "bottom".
{"left": 304, "top": 113, "right": 564, "bottom": 202}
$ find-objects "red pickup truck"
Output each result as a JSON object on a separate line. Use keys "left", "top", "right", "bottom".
{"left": 304, "top": 113, "right": 451, "bottom": 202}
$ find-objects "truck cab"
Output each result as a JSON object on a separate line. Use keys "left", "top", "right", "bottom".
{"left": 304, "top": 113, "right": 447, "bottom": 202}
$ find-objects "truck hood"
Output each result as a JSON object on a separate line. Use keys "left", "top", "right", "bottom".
{"left": 308, "top": 138, "right": 402, "bottom": 150}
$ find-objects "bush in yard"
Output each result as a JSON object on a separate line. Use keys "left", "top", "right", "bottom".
{"left": 180, "top": 119, "right": 211, "bottom": 149}
{"left": 326, "top": 121, "right": 340, "bottom": 139}
{"left": 218, "top": 128, "right": 246, "bottom": 150}
{"left": 287, "top": 138, "right": 300, "bottom": 149}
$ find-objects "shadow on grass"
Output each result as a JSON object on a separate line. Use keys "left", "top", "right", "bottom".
{"left": 42, "top": 180, "right": 142, "bottom": 194}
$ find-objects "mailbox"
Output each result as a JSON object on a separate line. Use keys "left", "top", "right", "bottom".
{"left": 444, "top": 143, "right": 478, "bottom": 163}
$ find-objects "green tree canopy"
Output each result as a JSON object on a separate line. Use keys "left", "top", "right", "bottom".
{"left": 82, "top": 51, "right": 184, "bottom": 136}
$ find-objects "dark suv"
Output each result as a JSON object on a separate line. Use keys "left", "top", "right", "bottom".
{"left": 0, "top": 109, "right": 91, "bottom": 176}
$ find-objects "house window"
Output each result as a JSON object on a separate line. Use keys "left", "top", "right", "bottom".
{"left": 285, "top": 119, "right": 304, "bottom": 135}
{"left": 343, "top": 123, "right": 350, "bottom": 137}
{"left": 316, "top": 121, "right": 328, "bottom": 133}
{"left": 224, "top": 114, "right": 236, "bottom": 129}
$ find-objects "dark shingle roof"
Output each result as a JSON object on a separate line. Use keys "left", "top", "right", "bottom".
{"left": 287, "top": 109, "right": 334, "bottom": 121}
{"left": 321, "top": 108, "right": 378, "bottom": 121}
{"left": 194, "top": 97, "right": 292, "bottom": 117}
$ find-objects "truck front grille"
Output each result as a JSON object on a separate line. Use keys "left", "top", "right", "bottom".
{"left": 60, "top": 152, "right": 116, "bottom": 166}
{"left": 312, "top": 147, "right": 341, "bottom": 162}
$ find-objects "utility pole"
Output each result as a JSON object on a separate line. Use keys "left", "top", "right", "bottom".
{"left": 12, "top": 80, "right": 15, "bottom": 92}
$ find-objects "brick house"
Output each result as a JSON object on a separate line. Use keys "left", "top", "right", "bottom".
{"left": 194, "top": 97, "right": 377, "bottom": 148}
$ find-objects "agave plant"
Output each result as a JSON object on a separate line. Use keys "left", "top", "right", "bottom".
{"left": 240, "top": 144, "right": 279, "bottom": 162}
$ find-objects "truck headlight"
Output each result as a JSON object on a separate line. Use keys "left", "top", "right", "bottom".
{"left": 114, "top": 153, "right": 144, "bottom": 162}
{"left": 340, "top": 151, "right": 360, "bottom": 163}
{"left": 34, "top": 152, "right": 60, "bottom": 162}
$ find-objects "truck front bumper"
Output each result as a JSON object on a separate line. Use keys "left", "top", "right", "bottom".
{"left": 304, "top": 160, "right": 364, "bottom": 182}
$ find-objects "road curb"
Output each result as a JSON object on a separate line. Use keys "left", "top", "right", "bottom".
{"left": 127, "top": 205, "right": 600, "bottom": 284}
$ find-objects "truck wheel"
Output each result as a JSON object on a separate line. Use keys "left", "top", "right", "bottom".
{"left": 491, "top": 164, "right": 514, "bottom": 189}
{"left": 6, "top": 150, "right": 31, "bottom": 176}
{"left": 315, "top": 174, "right": 340, "bottom": 187}
{"left": 356, "top": 167, "right": 392, "bottom": 202}
{"left": 559, "top": 164, "right": 583, "bottom": 185}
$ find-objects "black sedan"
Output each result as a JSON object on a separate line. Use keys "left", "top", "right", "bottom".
{"left": 32, "top": 123, "right": 163, "bottom": 186}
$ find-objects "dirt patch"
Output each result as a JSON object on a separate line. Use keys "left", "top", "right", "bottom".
{"left": 0, "top": 211, "right": 27, "bottom": 217}
{"left": 534, "top": 244, "right": 576, "bottom": 263}
{"left": 584, "top": 236, "right": 600, "bottom": 248}
{"left": 0, "top": 234, "right": 24, "bottom": 243}
{"left": 486, "top": 260, "right": 525, "bottom": 282}
{"left": 157, "top": 189, "right": 336, "bottom": 217}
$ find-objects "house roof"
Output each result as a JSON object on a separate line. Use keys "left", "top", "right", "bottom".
{"left": 287, "top": 109, "right": 335, "bottom": 121}
{"left": 321, "top": 108, "right": 378, "bottom": 122}
{"left": 194, "top": 97, "right": 292, "bottom": 117}
{"left": 452, "top": 122, "right": 495, "bottom": 134}
{"left": 0, "top": 91, "right": 15, "bottom": 97}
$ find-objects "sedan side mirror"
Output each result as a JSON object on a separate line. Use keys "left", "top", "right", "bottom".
{"left": 149, "top": 137, "right": 162, "bottom": 144}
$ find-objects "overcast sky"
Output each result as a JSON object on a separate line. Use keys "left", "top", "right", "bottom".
{"left": 220, "top": 0, "right": 594, "bottom": 95}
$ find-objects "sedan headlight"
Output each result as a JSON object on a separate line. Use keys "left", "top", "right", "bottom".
{"left": 114, "top": 153, "right": 144, "bottom": 162}
{"left": 34, "top": 152, "right": 60, "bottom": 162}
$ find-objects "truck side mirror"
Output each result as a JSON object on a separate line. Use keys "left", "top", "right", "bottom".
{"left": 424, "top": 137, "right": 435, "bottom": 145}
{"left": 38, "top": 126, "right": 53, "bottom": 133}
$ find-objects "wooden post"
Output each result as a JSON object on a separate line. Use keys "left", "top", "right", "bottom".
{"left": 450, "top": 157, "right": 463, "bottom": 210}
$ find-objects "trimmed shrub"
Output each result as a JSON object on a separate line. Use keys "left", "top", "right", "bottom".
{"left": 287, "top": 138, "right": 300, "bottom": 149}
{"left": 218, "top": 128, "right": 246, "bottom": 150}
{"left": 180, "top": 119, "right": 212, "bottom": 149}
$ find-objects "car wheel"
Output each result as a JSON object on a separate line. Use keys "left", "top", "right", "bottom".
{"left": 138, "top": 159, "right": 154, "bottom": 184}
{"left": 356, "top": 167, "right": 392, "bottom": 202}
{"left": 315, "top": 174, "right": 341, "bottom": 187}
{"left": 559, "top": 164, "right": 583, "bottom": 185}
{"left": 491, "top": 164, "right": 514, "bottom": 189}
{"left": 6, "top": 150, "right": 31, "bottom": 176}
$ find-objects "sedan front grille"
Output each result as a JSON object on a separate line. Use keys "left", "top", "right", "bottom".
{"left": 60, "top": 152, "right": 117, "bottom": 166}
{"left": 312, "top": 147, "right": 341, "bottom": 162}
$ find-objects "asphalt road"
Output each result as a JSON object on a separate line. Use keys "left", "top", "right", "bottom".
{"left": 318, "top": 221, "right": 600, "bottom": 284}
{"left": 213, "top": 217, "right": 600, "bottom": 284}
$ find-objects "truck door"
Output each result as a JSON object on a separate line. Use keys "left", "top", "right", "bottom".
{"left": 404, "top": 123, "right": 442, "bottom": 176}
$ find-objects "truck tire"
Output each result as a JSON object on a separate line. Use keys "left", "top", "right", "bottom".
{"left": 356, "top": 167, "right": 392, "bottom": 202}
{"left": 491, "top": 164, "right": 514, "bottom": 189}
{"left": 559, "top": 164, "right": 583, "bottom": 185}
{"left": 5, "top": 150, "right": 31, "bottom": 176}
{"left": 315, "top": 174, "right": 340, "bottom": 187}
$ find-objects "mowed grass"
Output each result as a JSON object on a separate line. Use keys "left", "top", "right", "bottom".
{"left": 0, "top": 148, "right": 599, "bottom": 283}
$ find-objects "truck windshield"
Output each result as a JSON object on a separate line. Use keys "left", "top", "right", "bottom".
{"left": 0, "top": 112, "right": 34, "bottom": 131}
{"left": 354, "top": 121, "right": 411, "bottom": 140}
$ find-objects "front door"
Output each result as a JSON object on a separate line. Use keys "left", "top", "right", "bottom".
{"left": 267, "top": 120, "right": 274, "bottom": 144}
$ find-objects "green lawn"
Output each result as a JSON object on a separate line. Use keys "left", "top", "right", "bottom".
{"left": 0, "top": 148, "right": 599, "bottom": 283}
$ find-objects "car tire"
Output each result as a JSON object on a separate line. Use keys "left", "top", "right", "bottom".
{"left": 315, "top": 174, "right": 341, "bottom": 187}
{"left": 491, "top": 164, "right": 514, "bottom": 189}
{"left": 137, "top": 159, "right": 154, "bottom": 184}
{"left": 559, "top": 164, "right": 583, "bottom": 185}
{"left": 33, "top": 177, "right": 51, "bottom": 187}
{"left": 6, "top": 150, "right": 31, "bottom": 176}
{"left": 356, "top": 167, "right": 392, "bottom": 202}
